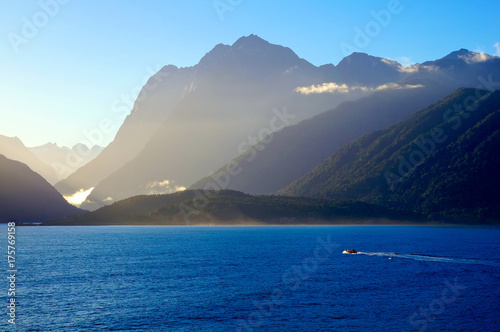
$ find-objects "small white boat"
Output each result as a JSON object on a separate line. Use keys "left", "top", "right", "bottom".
{"left": 342, "top": 249, "right": 357, "bottom": 254}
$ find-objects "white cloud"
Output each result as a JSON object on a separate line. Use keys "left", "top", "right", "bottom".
{"left": 380, "top": 58, "right": 402, "bottom": 67}
{"left": 395, "top": 64, "right": 438, "bottom": 74}
{"left": 459, "top": 51, "right": 494, "bottom": 64}
{"left": 295, "top": 82, "right": 351, "bottom": 94}
{"left": 375, "top": 83, "right": 424, "bottom": 91}
{"left": 494, "top": 42, "right": 500, "bottom": 56}
{"left": 381, "top": 57, "right": 417, "bottom": 72}
{"left": 381, "top": 57, "right": 414, "bottom": 68}
{"left": 64, "top": 187, "right": 94, "bottom": 206}
{"left": 146, "top": 179, "right": 186, "bottom": 195}
{"left": 397, "top": 64, "right": 419, "bottom": 73}
{"left": 295, "top": 82, "right": 424, "bottom": 95}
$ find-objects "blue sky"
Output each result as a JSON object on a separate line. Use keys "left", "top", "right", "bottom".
{"left": 1, "top": 0, "right": 499, "bottom": 148}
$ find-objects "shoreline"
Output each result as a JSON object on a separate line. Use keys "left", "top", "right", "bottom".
{"left": 16, "top": 219, "right": 500, "bottom": 227}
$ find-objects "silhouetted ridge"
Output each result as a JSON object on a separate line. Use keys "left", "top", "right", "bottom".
{"left": 0, "top": 155, "right": 84, "bottom": 222}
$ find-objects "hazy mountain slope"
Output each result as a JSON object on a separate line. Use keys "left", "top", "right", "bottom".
{"left": 281, "top": 89, "right": 500, "bottom": 222}
{"left": 54, "top": 64, "right": 195, "bottom": 195}
{"left": 0, "top": 155, "right": 84, "bottom": 222}
{"left": 0, "top": 135, "right": 59, "bottom": 184}
{"left": 190, "top": 86, "right": 449, "bottom": 194}
{"left": 45, "top": 190, "right": 418, "bottom": 226}
{"left": 29, "top": 143, "right": 103, "bottom": 181}
{"left": 81, "top": 35, "right": 400, "bottom": 209}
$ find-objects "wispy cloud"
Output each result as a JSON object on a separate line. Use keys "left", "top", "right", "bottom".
{"left": 380, "top": 58, "right": 402, "bottom": 67}
{"left": 401, "top": 63, "right": 441, "bottom": 73}
{"left": 295, "top": 82, "right": 352, "bottom": 94}
{"left": 397, "top": 65, "right": 420, "bottom": 73}
{"left": 494, "top": 42, "right": 500, "bottom": 56}
{"left": 146, "top": 179, "right": 186, "bottom": 195}
{"left": 395, "top": 56, "right": 413, "bottom": 67}
{"left": 64, "top": 187, "right": 94, "bottom": 206}
{"left": 459, "top": 51, "right": 495, "bottom": 64}
{"left": 295, "top": 82, "right": 424, "bottom": 95}
{"left": 375, "top": 83, "right": 424, "bottom": 91}
{"left": 381, "top": 57, "right": 414, "bottom": 68}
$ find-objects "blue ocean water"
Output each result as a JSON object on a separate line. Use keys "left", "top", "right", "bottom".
{"left": 1, "top": 225, "right": 499, "bottom": 331}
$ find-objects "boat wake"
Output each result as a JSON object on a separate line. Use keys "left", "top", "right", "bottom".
{"left": 353, "top": 252, "right": 500, "bottom": 267}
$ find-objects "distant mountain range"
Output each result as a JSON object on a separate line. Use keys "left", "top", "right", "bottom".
{"left": 53, "top": 35, "right": 500, "bottom": 211}
{"left": 29, "top": 142, "right": 103, "bottom": 180}
{"left": 0, "top": 155, "right": 84, "bottom": 222}
{"left": 0, "top": 135, "right": 103, "bottom": 184}
{"left": 281, "top": 89, "right": 500, "bottom": 223}
{"left": 0, "top": 135, "right": 60, "bottom": 185}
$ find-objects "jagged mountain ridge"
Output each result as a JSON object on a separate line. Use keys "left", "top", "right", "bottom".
{"left": 29, "top": 142, "right": 103, "bottom": 181}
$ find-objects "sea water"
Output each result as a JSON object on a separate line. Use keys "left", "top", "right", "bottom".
{"left": 1, "top": 225, "right": 499, "bottom": 331}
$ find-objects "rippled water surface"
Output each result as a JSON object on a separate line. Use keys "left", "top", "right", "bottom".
{"left": 1, "top": 225, "right": 499, "bottom": 331}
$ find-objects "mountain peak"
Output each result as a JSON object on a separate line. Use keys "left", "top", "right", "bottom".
{"left": 0, "top": 134, "right": 23, "bottom": 147}
{"left": 198, "top": 35, "right": 310, "bottom": 74}
{"left": 423, "top": 48, "right": 499, "bottom": 67}
{"left": 335, "top": 53, "right": 404, "bottom": 86}
{"left": 232, "top": 34, "right": 269, "bottom": 48}
{"left": 337, "top": 52, "right": 400, "bottom": 67}
{"left": 443, "top": 48, "right": 472, "bottom": 60}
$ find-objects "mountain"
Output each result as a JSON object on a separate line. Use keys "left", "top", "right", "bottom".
{"left": 77, "top": 35, "right": 405, "bottom": 210}
{"left": 281, "top": 88, "right": 500, "bottom": 223}
{"left": 58, "top": 36, "right": 500, "bottom": 210}
{"left": 335, "top": 52, "right": 405, "bottom": 86}
{"left": 400, "top": 49, "right": 500, "bottom": 89}
{"left": 29, "top": 143, "right": 103, "bottom": 181}
{"left": 0, "top": 135, "right": 59, "bottom": 185}
{"left": 0, "top": 155, "right": 84, "bottom": 222}
{"left": 43, "top": 190, "right": 418, "bottom": 226}
{"left": 191, "top": 50, "right": 500, "bottom": 196}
